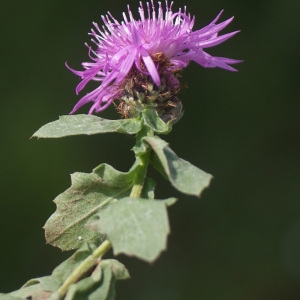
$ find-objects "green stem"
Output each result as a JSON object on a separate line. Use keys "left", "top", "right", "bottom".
{"left": 130, "top": 126, "right": 153, "bottom": 199}
{"left": 51, "top": 127, "right": 152, "bottom": 299}
{"left": 50, "top": 240, "right": 111, "bottom": 300}
{"left": 130, "top": 150, "right": 151, "bottom": 199}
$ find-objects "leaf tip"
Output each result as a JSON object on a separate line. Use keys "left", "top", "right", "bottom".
{"left": 196, "top": 173, "right": 214, "bottom": 198}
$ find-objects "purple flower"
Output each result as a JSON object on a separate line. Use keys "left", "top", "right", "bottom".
{"left": 67, "top": 1, "right": 242, "bottom": 114}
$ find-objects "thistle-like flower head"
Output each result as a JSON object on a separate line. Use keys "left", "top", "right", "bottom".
{"left": 67, "top": 1, "right": 241, "bottom": 116}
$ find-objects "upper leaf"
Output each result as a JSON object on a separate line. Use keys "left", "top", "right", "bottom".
{"left": 32, "top": 115, "right": 142, "bottom": 138}
{"left": 99, "top": 197, "right": 171, "bottom": 262}
{"left": 142, "top": 109, "right": 171, "bottom": 134}
{"left": 144, "top": 136, "right": 213, "bottom": 197}
{"left": 44, "top": 163, "right": 139, "bottom": 251}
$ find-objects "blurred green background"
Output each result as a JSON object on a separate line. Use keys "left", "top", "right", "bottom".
{"left": 1, "top": 0, "right": 300, "bottom": 299}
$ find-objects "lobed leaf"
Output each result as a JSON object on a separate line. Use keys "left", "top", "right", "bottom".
{"left": 144, "top": 136, "right": 213, "bottom": 197}
{"left": 32, "top": 114, "right": 142, "bottom": 138}
{"left": 85, "top": 176, "right": 157, "bottom": 236}
{"left": 99, "top": 197, "right": 171, "bottom": 262}
{"left": 44, "top": 163, "right": 139, "bottom": 251}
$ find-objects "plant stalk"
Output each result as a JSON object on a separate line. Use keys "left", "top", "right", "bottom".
{"left": 130, "top": 150, "right": 151, "bottom": 199}
{"left": 50, "top": 240, "right": 111, "bottom": 300}
{"left": 130, "top": 126, "right": 153, "bottom": 199}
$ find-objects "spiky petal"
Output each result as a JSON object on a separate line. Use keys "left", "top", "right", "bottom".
{"left": 67, "top": 2, "right": 242, "bottom": 114}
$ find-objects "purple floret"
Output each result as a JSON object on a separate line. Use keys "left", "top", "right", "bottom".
{"left": 67, "top": 1, "right": 242, "bottom": 114}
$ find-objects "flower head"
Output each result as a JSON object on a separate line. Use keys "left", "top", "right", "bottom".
{"left": 67, "top": 1, "right": 241, "bottom": 116}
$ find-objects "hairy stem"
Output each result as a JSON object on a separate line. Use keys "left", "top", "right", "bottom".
{"left": 50, "top": 240, "right": 111, "bottom": 300}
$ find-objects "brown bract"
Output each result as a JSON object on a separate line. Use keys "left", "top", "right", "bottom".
{"left": 116, "top": 53, "right": 184, "bottom": 123}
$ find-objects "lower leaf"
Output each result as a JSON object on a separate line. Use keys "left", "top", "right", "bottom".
{"left": 99, "top": 197, "right": 171, "bottom": 262}
{"left": 64, "top": 259, "right": 129, "bottom": 300}
{"left": 7, "top": 276, "right": 60, "bottom": 300}
{"left": 44, "top": 163, "right": 139, "bottom": 251}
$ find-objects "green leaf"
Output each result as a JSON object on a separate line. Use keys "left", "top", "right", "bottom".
{"left": 64, "top": 259, "right": 129, "bottom": 300}
{"left": 87, "top": 262, "right": 113, "bottom": 300}
{"left": 95, "top": 260, "right": 129, "bottom": 300}
{"left": 131, "top": 125, "right": 151, "bottom": 156}
{"left": 21, "top": 276, "right": 60, "bottom": 290}
{"left": 52, "top": 243, "right": 96, "bottom": 282}
{"left": 144, "top": 136, "right": 213, "bottom": 197}
{"left": 141, "top": 178, "right": 156, "bottom": 199}
{"left": 0, "top": 295, "right": 23, "bottom": 300}
{"left": 100, "top": 259, "right": 130, "bottom": 281}
{"left": 32, "top": 115, "right": 142, "bottom": 138}
{"left": 99, "top": 197, "right": 170, "bottom": 262}
{"left": 8, "top": 276, "right": 60, "bottom": 300}
{"left": 85, "top": 214, "right": 105, "bottom": 235}
{"left": 142, "top": 109, "right": 171, "bottom": 134}
{"left": 44, "top": 163, "right": 139, "bottom": 251}
{"left": 64, "top": 266, "right": 103, "bottom": 300}
{"left": 163, "top": 197, "right": 178, "bottom": 206}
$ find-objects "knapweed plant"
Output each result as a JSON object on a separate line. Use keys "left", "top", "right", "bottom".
{"left": 1, "top": 2, "right": 241, "bottom": 299}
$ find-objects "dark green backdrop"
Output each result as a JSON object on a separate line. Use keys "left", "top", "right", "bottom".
{"left": 1, "top": 0, "right": 300, "bottom": 299}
